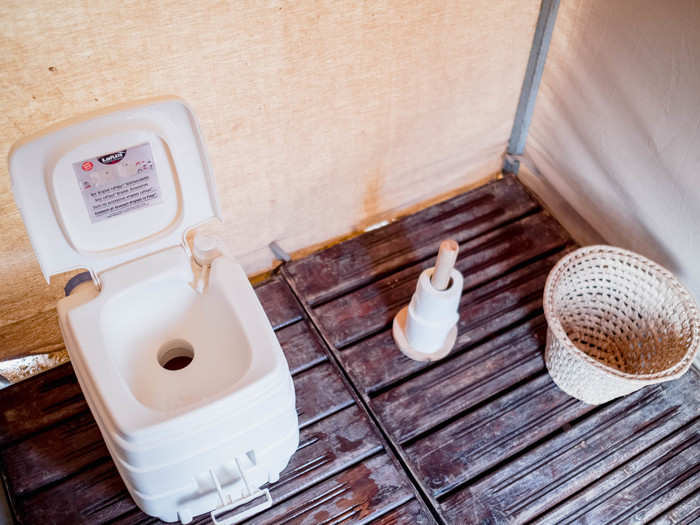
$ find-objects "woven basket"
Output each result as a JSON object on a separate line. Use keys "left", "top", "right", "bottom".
{"left": 543, "top": 245, "right": 700, "bottom": 404}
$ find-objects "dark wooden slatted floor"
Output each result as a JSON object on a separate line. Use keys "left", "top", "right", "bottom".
{"left": 0, "top": 278, "right": 433, "bottom": 525}
{"left": 1, "top": 175, "right": 698, "bottom": 524}
{"left": 283, "top": 175, "right": 700, "bottom": 524}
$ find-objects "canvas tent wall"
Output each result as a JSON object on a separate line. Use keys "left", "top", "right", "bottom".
{"left": 524, "top": 0, "right": 700, "bottom": 302}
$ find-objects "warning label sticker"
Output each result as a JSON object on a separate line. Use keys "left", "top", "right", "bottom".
{"left": 73, "top": 142, "right": 162, "bottom": 223}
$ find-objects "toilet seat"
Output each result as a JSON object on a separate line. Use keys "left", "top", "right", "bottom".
{"left": 60, "top": 247, "right": 288, "bottom": 440}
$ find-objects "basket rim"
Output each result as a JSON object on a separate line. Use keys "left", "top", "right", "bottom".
{"left": 543, "top": 245, "right": 700, "bottom": 381}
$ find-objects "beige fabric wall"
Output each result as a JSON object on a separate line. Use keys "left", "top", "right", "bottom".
{"left": 526, "top": 0, "right": 700, "bottom": 300}
{"left": 0, "top": 1, "right": 541, "bottom": 360}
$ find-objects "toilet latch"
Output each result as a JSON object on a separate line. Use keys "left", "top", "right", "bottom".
{"left": 209, "top": 457, "right": 272, "bottom": 525}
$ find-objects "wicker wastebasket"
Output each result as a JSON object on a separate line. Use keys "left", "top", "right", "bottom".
{"left": 543, "top": 245, "right": 700, "bottom": 404}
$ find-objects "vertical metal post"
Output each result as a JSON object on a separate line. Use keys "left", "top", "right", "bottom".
{"left": 504, "top": 0, "right": 560, "bottom": 174}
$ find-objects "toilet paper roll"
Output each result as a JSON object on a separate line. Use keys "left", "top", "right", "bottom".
{"left": 404, "top": 267, "right": 463, "bottom": 353}
{"left": 410, "top": 268, "right": 463, "bottom": 322}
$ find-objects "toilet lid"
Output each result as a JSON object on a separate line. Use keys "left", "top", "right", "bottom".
{"left": 9, "top": 98, "right": 221, "bottom": 281}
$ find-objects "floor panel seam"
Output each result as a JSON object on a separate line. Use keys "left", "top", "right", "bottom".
{"left": 278, "top": 266, "right": 446, "bottom": 525}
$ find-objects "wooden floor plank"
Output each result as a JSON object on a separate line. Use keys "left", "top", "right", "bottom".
{"left": 264, "top": 405, "right": 383, "bottom": 503}
{"left": 315, "top": 211, "right": 569, "bottom": 348}
{"left": 440, "top": 371, "right": 700, "bottom": 524}
{"left": 294, "top": 363, "right": 354, "bottom": 429}
{"left": 406, "top": 372, "right": 592, "bottom": 498}
{"left": 108, "top": 510, "right": 160, "bottom": 525}
{"left": 0, "top": 410, "right": 106, "bottom": 497}
{"left": 0, "top": 363, "right": 85, "bottom": 448}
{"left": 648, "top": 489, "right": 700, "bottom": 524}
{"left": 15, "top": 459, "right": 132, "bottom": 524}
{"left": 286, "top": 176, "right": 539, "bottom": 306}
{"left": 370, "top": 499, "right": 436, "bottom": 525}
{"left": 338, "top": 250, "right": 566, "bottom": 396}
{"left": 231, "top": 453, "right": 414, "bottom": 525}
{"left": 372, "top": 318, "right": 550, "bottom": 444}
{"left": 534, "top": 419, "right": 700, "bottom": 525}
{"left": 254, "top": 277, "right": 303, "bottom": 329}
{"left": 275, "top": 320, "right": 327, "bottom": 376}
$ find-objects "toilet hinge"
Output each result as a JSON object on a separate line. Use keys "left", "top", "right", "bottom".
{"left": 64, "top": 269, "right": 102, "bottom": 296}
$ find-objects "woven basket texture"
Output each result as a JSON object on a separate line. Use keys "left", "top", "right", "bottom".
{"left": 543, "top": 245, "right": 700, "bottom": 404}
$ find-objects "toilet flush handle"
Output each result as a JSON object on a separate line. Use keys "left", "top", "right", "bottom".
{"left": 192, "top": 233, "right": 222, "bottom": 266}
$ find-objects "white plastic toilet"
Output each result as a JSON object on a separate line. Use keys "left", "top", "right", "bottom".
{"left": 8, "top": 99, "right": 299, "bottom": 524}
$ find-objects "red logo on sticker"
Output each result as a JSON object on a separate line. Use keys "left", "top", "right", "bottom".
{"left": 81, "top": 161, "right": 93, "bottom": 171}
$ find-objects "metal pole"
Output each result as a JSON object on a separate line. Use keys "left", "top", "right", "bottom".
{"left": 504, "top": 0, "right": 560, "bottom": 174}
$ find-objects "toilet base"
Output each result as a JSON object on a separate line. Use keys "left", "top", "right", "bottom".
{"left": 126, "top": 424, "right": 299, "bottom": 523}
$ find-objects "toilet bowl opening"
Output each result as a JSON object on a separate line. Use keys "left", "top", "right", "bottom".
{"left": 158, "top": 339, "right": 194, "bottom": 371}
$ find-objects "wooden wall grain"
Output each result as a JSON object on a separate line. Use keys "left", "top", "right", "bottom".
{"left": 0, "top": 1, "right": 539, "bottom": 360}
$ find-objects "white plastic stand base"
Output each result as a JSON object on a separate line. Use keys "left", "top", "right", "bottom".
{"left": 393, "top": 306, "right": 457, "bottom": 362}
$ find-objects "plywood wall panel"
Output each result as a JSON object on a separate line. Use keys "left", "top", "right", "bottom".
{"left": 0, "top": 1, "right": 539, "bottom": 360}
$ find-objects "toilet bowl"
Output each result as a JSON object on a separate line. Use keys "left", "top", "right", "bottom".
{"left": 9, "top": 99, "right": 299, "bottom": 523}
